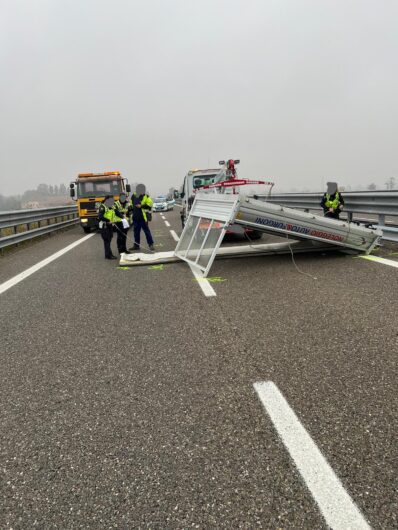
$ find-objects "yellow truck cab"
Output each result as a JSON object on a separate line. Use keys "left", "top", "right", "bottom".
{"left": 69, "top": 171, "right": 131, "bottom": 232}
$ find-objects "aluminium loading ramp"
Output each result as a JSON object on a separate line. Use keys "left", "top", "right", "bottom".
{"left": 173, "top": 193, "right": 382, "bottom": 276}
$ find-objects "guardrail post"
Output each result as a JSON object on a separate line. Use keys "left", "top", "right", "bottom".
{"left": 347, "top": 212, "right": 353, "bottom": 222}
{"left": 378, "top": 214, "right": 385, "bottom": 226}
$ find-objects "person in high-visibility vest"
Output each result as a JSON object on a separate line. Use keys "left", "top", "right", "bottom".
{"left": 98, "top": 195, "right": 117, "bottom": 259}
{"left": 321, "top": 182, "right": 345, "bottom": 219}
{"left": 129, "top": 184, "right": 155, "bottom": 251}
{"left": 113, "top": 192, "right": 130, "bottom": 255}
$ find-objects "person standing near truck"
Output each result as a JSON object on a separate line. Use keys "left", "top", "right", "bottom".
{"left": 129, "top": 184, "right": 155, "bottom": 251}
{"left": 98, "top": 195, "right": 117, "bottom": 260}
{"left": 321, "top": 182, "right": 345, "bottom": 219}
{"left": 114, "top": 192, "right": 130, "bottom": 255}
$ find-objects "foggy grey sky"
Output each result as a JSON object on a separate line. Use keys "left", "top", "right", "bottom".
{"left": 1, "top": 0, "right": 398, "bottom": 197}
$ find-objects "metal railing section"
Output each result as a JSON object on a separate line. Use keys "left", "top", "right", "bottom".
{"left": 0, "top": 205, "right": 79, "bottom": 249}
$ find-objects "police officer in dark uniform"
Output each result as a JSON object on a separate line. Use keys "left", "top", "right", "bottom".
{"left": 321, "top": 182, "right": 345, "bottom": 219}
{"left": 98, "top": 195, "right": 117, "bottom": 259}
{"left": 129, "top": 184, "right": 155, "bottom": 251}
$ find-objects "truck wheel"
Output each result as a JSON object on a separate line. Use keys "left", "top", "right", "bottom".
{"left": 82, "top": 226, "right": 91, "bottom": 233}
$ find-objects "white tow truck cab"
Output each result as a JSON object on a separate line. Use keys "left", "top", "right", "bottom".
{"left": 179, "top": 162, "right": 264, "bottom": 239}
{"left": 179, "top": 168, "right": 224, "bottom": 227}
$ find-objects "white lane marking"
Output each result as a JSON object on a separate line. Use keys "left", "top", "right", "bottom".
{"left": 189, "top": 263, "right": 216, "bottom": 297}
{"left": 254, "top": 382, "right": 370, "bottom": 530}
{"left": 0, "top": 233, "right": 96, "bottom": 295}
{"left": 164, "top": 220, "right": 171, "bottom": 227}
{"left": 170, "top": 230, "right": 179, "bottom": 242}
{"left": 170, "top": 230, "right": 216, "bottom": 297}
{"left": 359, "top": 255, "right": 398, "bottom": 268}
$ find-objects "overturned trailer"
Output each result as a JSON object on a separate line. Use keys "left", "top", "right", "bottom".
{"left": 120, "top": 193, "right": 381, "bottom": 277}
{"left": 172, "top": 194, "right": 381, "bottom": 276}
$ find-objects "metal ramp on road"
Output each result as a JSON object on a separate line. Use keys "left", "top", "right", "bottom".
{"left": 174, "top": 193, "right": 382, "bottom": 277}
{"left": 174, "top": 194, "right": 240, "bottom": 276}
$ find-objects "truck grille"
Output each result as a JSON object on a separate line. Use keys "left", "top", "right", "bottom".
{"left": 80, "top": 201, "right": 96, "bottom": 213}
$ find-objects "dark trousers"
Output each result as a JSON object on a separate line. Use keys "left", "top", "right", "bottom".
{"left": 115, "top": 222, "right": 128, "bottom": 253}
{"left": 324, "top": 210, "right": 340, "bottom": 220}
{"left": 133, "top": 218, "right": 154, "bottom": 247}
{"left": 101, "top": 225, "right": 114, "bottom": 258}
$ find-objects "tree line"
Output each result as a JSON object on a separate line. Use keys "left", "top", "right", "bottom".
{"left": 0, "top": 183, "right": 69, "bottom": 211}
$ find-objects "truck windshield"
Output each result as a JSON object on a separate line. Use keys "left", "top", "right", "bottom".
{"left": 77, "top": 180, "right": 122, "bottom": 197}
{"left": 192, "top": 174, "right": 218, "bottom": 189}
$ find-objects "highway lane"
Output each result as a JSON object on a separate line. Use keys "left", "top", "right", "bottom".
{"left": 0, "top": 226, "right": 87, "bottom": 285}
{"left": 0, "top": 210, "right": 397, "bottom": 528}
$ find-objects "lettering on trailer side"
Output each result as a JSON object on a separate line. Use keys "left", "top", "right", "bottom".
{"left": 309, "top": 230, "right": 344, "bottom": 242}
{"left": 254, "top": 217, "right": 344, "bottom": 242}
{"left": 255, "top": 217, "right": 286, "bottom": 229}
{"left": 286, "top": 223, "right": 311, "bottom": 235}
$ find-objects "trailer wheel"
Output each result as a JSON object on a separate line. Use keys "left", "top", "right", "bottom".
{"left": 249, "top": 230, "right": 263, "bottom": 240}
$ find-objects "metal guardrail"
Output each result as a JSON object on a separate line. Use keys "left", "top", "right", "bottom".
{"left": 0, "top": 206, "right": 78, "bottom": 250}
{"left": 252, "top": 191, "right": 398, "bottom": 243}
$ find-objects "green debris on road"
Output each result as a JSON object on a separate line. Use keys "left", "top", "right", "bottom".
{"left": 148, "top": 264, "right": 165, "bottom": 270}
{"left": 195, "top": 276, "right": 227, "bottom": 283}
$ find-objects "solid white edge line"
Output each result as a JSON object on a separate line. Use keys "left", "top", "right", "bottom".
{"left": 189, "top": 263, "right": 216, "bottom": 297}
{"left": 359, "top": 255, "right": 398, "bottom": 268}
{"left": 169, "top": 230, "right": 179, "bottom": 242}
{"left": 169, "top": 230, "right": 216, "bottom": 297}
{"left": 164, "top": 220, "right": 171, "bottom": 227}
{"left": 253, "top": 382, "right": 370, "bottom": 530}
{"left": 0, "top": 233, "right": 96, "bottom": 295}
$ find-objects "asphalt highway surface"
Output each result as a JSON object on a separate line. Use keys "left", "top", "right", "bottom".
{"left": 0, "top": 208, "right": 397, "bottom": 529}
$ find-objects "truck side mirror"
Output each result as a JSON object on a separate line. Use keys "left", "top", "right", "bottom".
{"left": 180, "top": 192, "right": 185, "bottom": 198}
{"left": 126, "top": 184, "right": 131, "bottom": 192}
{"left": 70, "top": 187, "right": 75, "bottom": 198}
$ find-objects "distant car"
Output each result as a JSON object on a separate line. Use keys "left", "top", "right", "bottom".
{"left": 166, "top": 198, "right": 175, "bottom": 210}
{"left": 153, "top": 197, "right": 169, "bottom": 212}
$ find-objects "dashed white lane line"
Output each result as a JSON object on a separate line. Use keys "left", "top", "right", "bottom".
{"left": 0, "top": 233, "right": 96, "bottom": 295}
{"left": 188, "top": 263, "right": 216, "bottom": 297}
{"left": 359, "top": 255, "right": 398, "bottom": 268}
{"left": 170, "top": 229, "right": 216, "bottom": 297}
{"left": 254, "top": 381, "right": 370, "bottom": 530}
{"left": 164, "top": 220, "right": 171, "bottom": 227}
{"left": 169, "top": 230, "right": 179, "bottom": 242}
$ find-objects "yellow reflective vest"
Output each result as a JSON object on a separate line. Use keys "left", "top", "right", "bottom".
{"left": 325, "top": 192, "right": 340, "bottom": 210}
{"left": 130, "top": 193, "right": 153, "bottom": 222}
{"left": 102, "top": 205, "right": 117, "bottom": 223}
{"left": 114, "top": 200, "right": 128, "bottom": 222}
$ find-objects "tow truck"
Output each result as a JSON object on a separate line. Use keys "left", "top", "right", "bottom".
{"left": 179, "top": 159, "right": 274, "bottom": 239}
{"left": 69, "top": 171, "right": 131, "bottom": 232}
